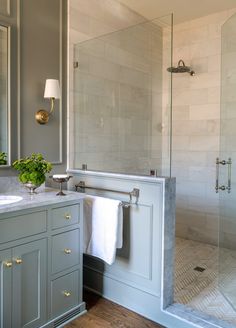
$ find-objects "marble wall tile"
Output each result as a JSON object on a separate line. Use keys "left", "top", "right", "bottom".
{"left": 189, "top": 104, "right": 219, "bottom": 120}
{"left": 189, "top": 136, "right": 219, "bottom": 151}
{"left": 172, "top": 136, "right": 190, "bottom": 151}
{"left": 208, "top": 54, "right": 221, "bottom": 72}
{"left": 189, "top": 87, "right": 208, "bottom": 106}
{"left": 69, "top": 0, "right": 144, "bottom": 43}
{"left": 173, "top": 45, "right": 190, "bottom": 62}
{"left": 190, "top": 57, "right": 209, "bottom": 75}
{"left": 171, "top": 8, "right": 236, "bottom": 246}
{"left": 0, "top": 177, "right": 22, "bottom": 192}
{"left": 172, "top": 106, "right": 190, "bottom": 121}
{"left": 189, "top": 25, "right": 209, "bottom": 44}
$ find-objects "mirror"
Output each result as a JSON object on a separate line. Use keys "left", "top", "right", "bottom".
{"left": 0, "top": 24, "right": 9, "bottom": 166}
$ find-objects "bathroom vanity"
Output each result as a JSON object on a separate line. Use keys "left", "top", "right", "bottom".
{"left": 0, "top": 189, "right": 85, "bottom": 328}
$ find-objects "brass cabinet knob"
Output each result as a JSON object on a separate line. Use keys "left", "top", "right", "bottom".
{"left": 64, "top": 248, "right": 72, "bottom": 254}
{"left": 65, "top": 214, "right": 71, "bottom": 220}
{"left": 63, "top": 291, "right": 71, "bottom": 297}
{"left": 5, "top": 261, "right": 13, "bottom": 268}
{"left": 15, "top": 258, "right": 23, "bottom": 265}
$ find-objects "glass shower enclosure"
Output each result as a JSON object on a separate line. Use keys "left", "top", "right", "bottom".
{"left": 70, "top": 15, "right": 173, "bottom": 177}
{"left": 219, "top": 12, "right": 236, "bottom": 309}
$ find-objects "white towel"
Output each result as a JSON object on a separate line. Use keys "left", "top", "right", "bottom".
{"left": 83, "top": 195, "right": 123, "bottom": 265}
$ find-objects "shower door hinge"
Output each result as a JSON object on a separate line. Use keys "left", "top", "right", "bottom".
{"left": 215, "top": 157, "right": 232, "bottom": 193}
{"left": 73, "top": 61, "right": 79, "bottom": 69}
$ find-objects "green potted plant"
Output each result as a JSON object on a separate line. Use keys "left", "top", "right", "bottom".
{"left": 0, "top": 152, "right": 7, "bottom": 165}
{"left": 13, "top": 153, "right": 52, "bottom": 193}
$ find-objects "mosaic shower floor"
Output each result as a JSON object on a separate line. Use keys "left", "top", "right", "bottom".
{"left": 174, "top": 237, "right": 236, "bottom": 325}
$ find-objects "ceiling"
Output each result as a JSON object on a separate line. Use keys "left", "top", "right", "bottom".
{"left": 118, "top": 0, "right": 236, "bottom": 23}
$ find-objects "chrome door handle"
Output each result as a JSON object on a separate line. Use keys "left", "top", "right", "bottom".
{"left": 215, "top": 157, "right": 219, "bottom": 193}
{"left": 227, "top": 158, "right": 232, "bottom": 193}
{"left": 219, "top": 186, "right": 226, "bottom": 191}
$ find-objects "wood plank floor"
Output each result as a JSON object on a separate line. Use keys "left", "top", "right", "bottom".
{"left": 65, "top": 291, "right": 165, "bottom": 328}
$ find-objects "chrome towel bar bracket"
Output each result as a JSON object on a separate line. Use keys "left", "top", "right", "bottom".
{"left": 75, "top": 181, "right": 140, "bottom": 205}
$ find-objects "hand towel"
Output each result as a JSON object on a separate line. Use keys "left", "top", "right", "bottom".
{"left": 83, "top": 195, "right": 123, "bottom": 265}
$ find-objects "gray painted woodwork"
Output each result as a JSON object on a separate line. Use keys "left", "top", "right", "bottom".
{"left": 0, "top": 0, "right": 10, "bottom": 16}
{"left": 69, "top": 171, "right": 176, "bottom": 324}
{"left": 52, "top": 229, "right": 80, "bottom": 274}
{"left": 52, "top": 204, "right": 80, "bottom": 230}
{"left": 0, "top": 210, "right": 47, "bottom": 244}
{"left": 0, "top": 0, "right": 68, "bottom": 175}
{"left": 70, "top": 171, "right": 215, "bottom": 328}
{"left": 0, "top": 197, "right": 85, "bottom": 328}
{"left": 51, "top": 270, "right": 80, "bottom": 318}
{"left": 0, "top": 249, "right": 12, "bottom": 328}
{"left": 12, "top": 239, "right": 47, "bottom": 328}
{"left": 20, "top": 0, "right": 61, "bottom": 163}
{"left": 0, "top": 25, "right": 9, "bottom": 162}
{"left": 0, "top": 0, "right": 18, "bottom": 173}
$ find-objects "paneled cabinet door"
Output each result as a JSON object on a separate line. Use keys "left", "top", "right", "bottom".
{"left": 12, "top": 239, "right": 47, "bottom": 328}
{"left": 0, "top": 249, "right": 12, "bottom": 328}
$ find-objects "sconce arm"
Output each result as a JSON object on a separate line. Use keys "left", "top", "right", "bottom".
{"left": 49, "top": 97, "right": 55, "bottom": 115}
{"left": 35, "top": 97, "right": 56, "bottom": 124}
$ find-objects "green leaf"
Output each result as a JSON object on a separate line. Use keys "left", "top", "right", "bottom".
{"left": 12, "top": 153, "right": 52, "bottom": 184}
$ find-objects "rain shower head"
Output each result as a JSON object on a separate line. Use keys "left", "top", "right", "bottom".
{"left": 167, "top": 59, "right": 195, "bottom": 76}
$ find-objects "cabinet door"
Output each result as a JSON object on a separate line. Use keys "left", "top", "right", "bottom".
{"left": 12, "top": 239, "right": 47, "bottom": 328}
{"left": 0, "top": 249, "right": 12, "bottom": 328}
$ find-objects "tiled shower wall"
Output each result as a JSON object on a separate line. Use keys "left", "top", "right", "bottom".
{"left": 172, "top": 8, "right": 236, "bottom": 245}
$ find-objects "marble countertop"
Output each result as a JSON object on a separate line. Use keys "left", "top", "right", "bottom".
{"left": 67, "top": 168, "right": 173, "bottom": 183}
{"left": 0, "top": 188, "right": 85, "bottom": 215}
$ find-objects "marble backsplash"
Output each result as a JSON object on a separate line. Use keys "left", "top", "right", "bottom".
{"left": 0, "top": 176, "right": 45, "bottom": 193}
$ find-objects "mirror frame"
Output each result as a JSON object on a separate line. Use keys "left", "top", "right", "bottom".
{"left": 0, "top": 23, "right": 11, "bottom": 167}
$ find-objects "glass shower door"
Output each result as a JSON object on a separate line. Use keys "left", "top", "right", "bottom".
{"left": 219, "top": 13, "right": 236, "bottom": 309}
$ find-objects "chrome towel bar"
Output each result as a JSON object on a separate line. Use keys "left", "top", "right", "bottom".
{"left": 75, "top": 181, "right": 140, "bottom": 205}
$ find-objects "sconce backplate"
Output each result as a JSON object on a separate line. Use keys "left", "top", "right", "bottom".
{"left": 35, "top": 109, "right": 49, "bottom": 125}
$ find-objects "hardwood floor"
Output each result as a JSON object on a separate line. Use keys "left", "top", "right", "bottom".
{"left": 65, "top": 291, "right": 164, "bottom": 328}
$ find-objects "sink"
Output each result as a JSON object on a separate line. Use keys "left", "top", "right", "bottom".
{"left": 0, "top": 195, "right": 23, "bottom": 205}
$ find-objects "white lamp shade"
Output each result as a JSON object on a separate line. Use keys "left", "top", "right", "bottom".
{"left": 44, "top": 79, "right": 60, "bottom": 99}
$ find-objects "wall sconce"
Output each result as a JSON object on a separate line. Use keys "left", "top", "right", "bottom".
{"left": 35, "top": 79, "right": 60, "bottom": 125}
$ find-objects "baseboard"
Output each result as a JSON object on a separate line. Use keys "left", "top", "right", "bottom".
{"left": 40, "top": 302, "right": 87, "bottom": 328}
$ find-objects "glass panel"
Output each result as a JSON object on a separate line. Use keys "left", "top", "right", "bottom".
{"left": 219, "top": 13, "right": 236, "bottom": 309}
{"left": 71, "top": 15, "right": 172, "bottom": 176}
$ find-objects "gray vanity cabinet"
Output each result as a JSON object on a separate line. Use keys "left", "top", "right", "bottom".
{"left": 0, "top": 197, "right": 85, "bottom": 328}
{"left": 0, "top": 239, "right": 47, "bottom": 328}
{"left": 12, "top": 239, "right": 47, "bottom": 328}
{"left": 0, "top": 249, "right": 12, "bottom": 328}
